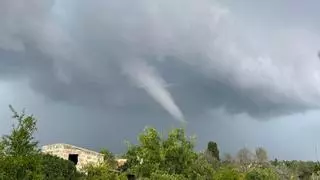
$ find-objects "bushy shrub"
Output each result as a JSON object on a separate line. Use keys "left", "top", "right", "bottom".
{"left": 40, "top": 154, "right": 79, "bottom": 180}
{"left": 150, "top": 171, "right": 186, "bottom": 180}
{"left": 0, "top": 155, "right": 43, "bottom": 180}
{"left": 184, "top": 154, "right": 214, "bottom": 179}
{"left": 244, "top": 168, "right": 279, "bottom": 180}
{"left": 84, "top": 163, "right": 126, "bottom": 180}
{"left": 213, "top": 167, "right": 244, "bottom": 180}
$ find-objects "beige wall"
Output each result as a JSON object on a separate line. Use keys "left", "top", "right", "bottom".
{"left": 42, "top": 143, "right": 104, "bottom": 171}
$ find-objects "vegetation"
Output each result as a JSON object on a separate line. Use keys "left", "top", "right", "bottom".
{"left": 207, "top": 141, "right": 220, "bottom": 161}
{"left": 40, "top": 154, "right": 79, "bottom": 180}
{"left": 1, "top": 106, "right": 320, "bottom": 179}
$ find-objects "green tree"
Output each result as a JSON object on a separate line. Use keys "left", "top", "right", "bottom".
{"left": 213, "top": 167, "right": 244, "bottom": 180}
{"left": 245, "top": 168, "right": 279, "bottom": 180}
{"left": 2, "top": 105, "right": 39, "bottom": 156}
{"left": 125, "top": 127, "right": 162, "bottom": 177}
{"left": 0, "top": 106, "right": 43, "bottom": 179}
{"left": 296, "top": 162, "right": 314, "bottom": 180}
{"left": 124, "top": 127, "right": 209, "bottom": 179}
{"left": 100, "top": 148, "right": 117, "bottom": 168}
{"left": 40, "top": 154, "right": 79, "bottom": 180}
{"left": 84, "top": 163, "right": 118, "bottom": 180}
{"left": 201, "top": 151, "right": 220, "bottom": 170}
{"left": 207, "top": 141, "right": 220, "bottom": 161}
{"left": 150, "top": 170, "right": 186, "bottom": 180}
{"left": 160, "top": 128, "right": 198, "bottom": 175}
{"left": 0, "top": 154, "right": 43, "bottom": 180}
{"left": 273, "top": 162, "right": 295, "bottom": 180}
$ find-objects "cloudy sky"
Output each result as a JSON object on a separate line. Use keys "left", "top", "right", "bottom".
{"left": 1, "top": 0, "right": 320, "bottom": 160}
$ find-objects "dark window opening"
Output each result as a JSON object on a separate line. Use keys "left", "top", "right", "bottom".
{"left": 68, "top": 154, "right": 78, "bottom": 165}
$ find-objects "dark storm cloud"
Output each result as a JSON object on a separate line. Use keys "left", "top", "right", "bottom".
{"left": 155, "top": 60, "right": 314, "bottom": 119}
{"left": 1, "top": 0, "right": 320, "bottom": 123}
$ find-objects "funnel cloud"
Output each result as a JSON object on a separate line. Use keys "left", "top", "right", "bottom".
{"left": 123, "top": 59, "right": 185, "bottom": 122}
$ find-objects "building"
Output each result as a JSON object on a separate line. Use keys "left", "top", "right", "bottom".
{"left": 116, "top": 158, "right": 128, "bottom": 168}
{"left": 41, "top": 143, "right": 133, "bottom": 179}
{"left": 41, "top": 143, "right": 104, "bottom": 171}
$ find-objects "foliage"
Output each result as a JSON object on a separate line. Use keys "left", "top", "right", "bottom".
{"left": 2, "top": 105, "right": 39, "bottom": 156}
{"left": 160, "top": 128, "right": 198, "bottom": 175}
{"left": 0, "top": 106, "right": 78, "bottom": 180}
{"left": 244, "top": 168, "right": 279, "bottom": 180}
{"left": 40, "top": 154, "right": 79, "bottom": 180}
{"left": 184, "top": 154, "right": 215, "bottom": 179}
{"left": 124, "top": 127, "right": 162, "bottom": 177}
{"left": 100, "top": 148, "right": 117, "bottom": 168}
{"left": 150, "top": 171, "right": 186, "bottom": 180}
{"left": 271, "top": 158, "right": 279, "bottom": 166}
{"left": 207, "top": 141, "right": 220, "bottom": 161}
{"left": 84, "top": 163, "right": 121, "bottom": 180}
{"left": 201, "top": 150, "right": 220, "bottom": 170}
{"left": 213, "top": 167, "right": 244, "bottom": 180}
{"left": 0, "top": 154, "right": 43, "bottom": 180}
{"left": 270, "top": 160, "right": 320, "bottom": 179}
{"left": 124, "top": 127, "right": 212, "bottom": 179}
{"left": 0, "top": 106, "right": 43, "bottom": 179}
{"left": 272, "top": 163, "right": 295, "bottom": 180}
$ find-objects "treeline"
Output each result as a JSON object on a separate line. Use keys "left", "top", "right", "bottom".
{"left": 1, "top": 106, "right": 320, "bottom": 180}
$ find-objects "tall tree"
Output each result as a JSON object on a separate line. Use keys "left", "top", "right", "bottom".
{"left": 1, "top": 105, "right": 39, "bottom": 156}
{"left": 0, "top": 105, "right": 43, "bottom": 179}
{"left": 207, "top": 141, "right": 220, "bottom": 161}
{"left": 124, "top": 127, "right": 211, "bottom": 179}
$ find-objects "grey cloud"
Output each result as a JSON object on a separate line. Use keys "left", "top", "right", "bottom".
{"left": 1, "top": 0, "right": 320, "bottom": 122}
{"left": 156, "top": 60, "right": 314, "bottom": 119}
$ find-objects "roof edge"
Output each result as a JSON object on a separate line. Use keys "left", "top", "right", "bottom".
{"left": 42, "top": 143, "right": 103, "bottom": 156}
